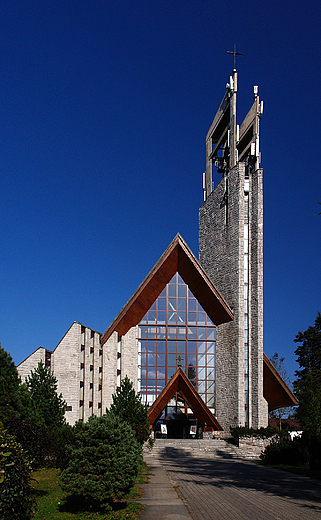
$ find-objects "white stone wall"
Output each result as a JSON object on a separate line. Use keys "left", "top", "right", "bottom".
{"left": 249, "top": 168, "right": 265, "bottom": 427}
{"left": 121, "top": 326, "right": 138, "bottom": 392}
{"left": 54, "top": 324, "right": 103, "bottom": 425}
{"left": 92, "top": 330, "right": 102, "bottom": 419}
{"left": 18, "top": 322, "right": 104, "bottom": 426}
{"left": 82, "top": 327, "right": 92, "bottom": 423}
{"left": 18, "top": 347, "right": 47, "bottom": 382}
{"left": 52, "top": 322, "right": 83, "bottom": 425}
{"left": 102, "top": 331, "right": 118, "bottom": 412}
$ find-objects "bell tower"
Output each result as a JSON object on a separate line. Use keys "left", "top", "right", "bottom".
{"left": 199, "top": 66, "right": 266, "bottom": 431}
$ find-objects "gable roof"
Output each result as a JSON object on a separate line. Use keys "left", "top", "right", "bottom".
{"left": 263, "top": 353, "right": 298, "bottom": 411}
{"left": 148, "top": 368, "right": 222, "bottom": 430}
{"left": 101, "top": 234, "right": 233, "bottom": 344}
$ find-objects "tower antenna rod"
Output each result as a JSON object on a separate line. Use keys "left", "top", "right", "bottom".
{"left": 227, "top": 44, "right": 243, "bottom": 70}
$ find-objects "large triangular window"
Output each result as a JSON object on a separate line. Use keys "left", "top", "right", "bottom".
{"left": 138, "top": 272, "right": 215, "bottom": 410}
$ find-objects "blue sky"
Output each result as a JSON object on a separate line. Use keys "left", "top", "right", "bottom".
{"left": 1, "top": 0, "right": 320, "bottom": 382}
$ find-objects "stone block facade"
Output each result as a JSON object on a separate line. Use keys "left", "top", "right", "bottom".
{"left": 121, "top": 326, "right": 139, "bottom": 392}
{"left": 199, "top": 163, "right": 266, "bottom": 432}
{"left": 18, "top": 322, "right": 140, "bottom": 426}
{"left": 18, "top": 322, "right": 106, "bottom": 425}
{"left": 101, "top": 331, "right": 119, "bottom": 412}
{"left": 52, "top": 322, "right": 83, "bottom": 425}
{"left": 249, "top": 167, "right": 265, "bottom": 428}
{"left": 18, "top": 347, "right": 47, "bottom": 382}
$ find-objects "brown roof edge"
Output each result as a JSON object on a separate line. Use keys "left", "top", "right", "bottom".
{"left": 148, "top": 368, "right": 223, "bottom": 431}
{"left": 176, "top": 236, "right": 233, "bottom": 324}
{"left": 101, "top": 234, "right": 181, "bottom": 345}
{"left": 101, "top": 234, "right": 233, "bottom": 345}
{"left": 263, "top": 353, "right": 299, "bottom": 411}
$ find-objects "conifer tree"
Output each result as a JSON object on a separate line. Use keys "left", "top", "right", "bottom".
{"left": 0, "top": 345, "right": 24, "bottom": 421}
{"left": 293, "top": 312, "right": 321, "bottom": 437}
{"left": 60, "top": 413, "right": 140, "bottom": 508}
{"left": 110, "top": 376, "right": 150, "bottom": 445}
{"left": 26, "top": 361, "right": 66, "bottom": 429}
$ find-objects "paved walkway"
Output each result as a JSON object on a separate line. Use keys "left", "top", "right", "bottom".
{"left": 138, "top": 455, "right": 191, "bottom": 519}
{"left": 139, "top": 453, "right": 321, "bottom": 520}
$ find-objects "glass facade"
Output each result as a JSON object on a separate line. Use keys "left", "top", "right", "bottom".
{"left": 138, "top": 272, "right": 215, "bottom": 409}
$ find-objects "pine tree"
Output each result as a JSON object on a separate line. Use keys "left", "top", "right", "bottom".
{"left": 293, "top": 312, "right": 321, "bottom": 437}
{"left": 60, "top": 413, "right": 141, "bottom": 508}
{"left": 26, "top": 361, "right": 66, "bottom": 429}
{"left": 0, "top": 345, "right": 24, "bottom": 422}
{"left": 110, "top": 376, "right": 150, "bottom": 445}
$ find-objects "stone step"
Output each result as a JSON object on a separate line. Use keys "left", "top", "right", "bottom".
{"left": 144, "top": 438, "right": 261, "bottom": 460}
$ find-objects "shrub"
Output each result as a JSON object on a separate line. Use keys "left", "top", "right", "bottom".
{"left": 230, "top": 425, "right": 279, "bottom": 440}
{"left": 60, "top": 412, "right": 141, "bottom": 509}
{"left": 4, "top": 415, "right": 52, "bottom": 468}
{"left": 309, "top": 436, "right": 321, "bottom": 470}
{"left": 300, "top": 432, "right": 321, "bottom": 470}
{"left": 260, "top": 432, "right": 321, "bottom": 469}
{"left": 0, "top": 424, "right": 36, "bottom": 520}
{"left": 4, "top": 416, "right": 74, "bottom": 469}
{"left": 50, "top": 424, "right": 75, "bottom": 469}
{"left": 260, "top": 437, "right": 306, "bottom": 467}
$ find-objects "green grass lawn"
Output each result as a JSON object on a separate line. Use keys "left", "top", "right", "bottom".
{"left": 31, "top": 467, "right": 146, "bottom": 520}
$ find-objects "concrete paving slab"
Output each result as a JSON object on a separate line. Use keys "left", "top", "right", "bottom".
{"left": 138, "top": 455, "right": 191, "bottom": 519}
{"left": 163, "top": 455, "right": 321, "bottom": 520}
{"left": 139, "top": 442, "right": 321, "bottom": 520}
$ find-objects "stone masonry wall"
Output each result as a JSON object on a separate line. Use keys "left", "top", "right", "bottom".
{"left": 18, "top": 347, "right": 46, "bottom": 382}
{"left": 18, "top": 322, "right": 104, "bottom": 426}
{"left": 121, "top": 326, "right": 138, "bottom": 392}
{"left": 102, "top": 331, "right": 118, "bottom": 412}
{"left": 199, "top": 162, "right": 265, "bottom": 431}
{"left": 52, "top": 322, "right": 83, "bottom": 425}
{"left": 52, "top": 323, "right": 102, "bottom": 425}
{"left": 199, "top": 163, "right": 245, "bottom": 433}
{"left": 249, "top": 168, "right": 266, "bottom": 427}
{"left": 81, "top": 326, "right": 102, "bottom": 423}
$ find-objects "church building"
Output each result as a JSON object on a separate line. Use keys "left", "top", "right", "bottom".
{"left": 18, "top": 68, "right": 297, "bottom": 436}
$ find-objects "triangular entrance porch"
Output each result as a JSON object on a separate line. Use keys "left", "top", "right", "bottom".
{"left": 148, "top": 368, "right": 222, "bottom": 431}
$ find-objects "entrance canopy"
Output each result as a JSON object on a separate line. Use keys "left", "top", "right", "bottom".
{"left": 148, "top": 368, "right": 222, "bottom": 431}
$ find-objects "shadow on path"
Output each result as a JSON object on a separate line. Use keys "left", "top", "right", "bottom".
{"left": 159, "top": 450, "right": 321, "bottom": 516}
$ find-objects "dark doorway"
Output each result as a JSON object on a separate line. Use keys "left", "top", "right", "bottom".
{"left": 166, "top": 413, "right": 189, "bottom": 438}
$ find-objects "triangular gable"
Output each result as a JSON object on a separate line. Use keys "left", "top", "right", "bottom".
{"left": 148, "top": 368, "right": 223, "bottom": 431}
{"left": 101, "top": 234, "right": 233, "bottom": 345}
{"left": 263, "top": 353, "right": 298, "bottom": 411}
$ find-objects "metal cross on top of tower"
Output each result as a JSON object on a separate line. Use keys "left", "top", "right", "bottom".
{"left": 227, "top": 44, "right": 243, "bottom": 70}
{"left": 204, "top": 45, "right": 263, "bottom": 200}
